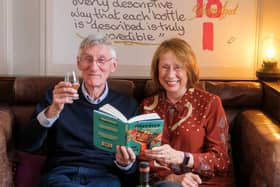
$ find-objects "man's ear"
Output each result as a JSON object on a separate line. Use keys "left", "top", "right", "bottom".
{"left": 77, "top": 58, "right": 83, "bottom": 71}
{"left": 110, "top": 58, "right": 118, "bottom": 73}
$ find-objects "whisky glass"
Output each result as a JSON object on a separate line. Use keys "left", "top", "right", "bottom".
{"left": 64, "top": 71, "right": 80, "bottom": 100}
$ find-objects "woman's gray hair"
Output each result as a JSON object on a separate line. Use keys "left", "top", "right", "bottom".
{"left": 78, "top": 33, "right": 117, "bottom": 58}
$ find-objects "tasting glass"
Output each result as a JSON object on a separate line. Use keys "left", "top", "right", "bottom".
{"left": 64, "top": 71, "right": 80, "bottom": 100}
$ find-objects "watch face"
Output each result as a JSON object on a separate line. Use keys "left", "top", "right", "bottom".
{"left": 184, "top": 152, "right": 190, "bottom": 165}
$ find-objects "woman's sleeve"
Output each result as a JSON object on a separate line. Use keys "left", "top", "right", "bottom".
{"left": 191, "top": 96, "right": 231, "bottom": 178}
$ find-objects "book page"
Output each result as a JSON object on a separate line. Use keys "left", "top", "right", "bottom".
{"left": 128, "top": 113, "right": 160, "bottom": 123}
{"left": 99, "top": 104, "right": 128, "bottom": 122}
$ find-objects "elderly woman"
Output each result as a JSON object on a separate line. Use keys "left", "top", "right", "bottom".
{"left": 141, "top": 38, "right": 234, "bottom": 187}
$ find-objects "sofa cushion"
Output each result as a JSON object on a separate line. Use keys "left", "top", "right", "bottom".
{"left": 15, "top": 151, "right": 46, "bottom": 187}
{"left": 232, "top": 110, "right": 280, "bottom": 186}
{"left": 263, "top": 82, "right": 280, "bottom": 123}
{"left": 205, "top": 81, "right": 263, "bottom": 108}
{"left": 108, "top": 79, "right": 135, "bottom": 96}
{"left": 13, "top": 77, "right": 135, "bottom": 105}
{"left": 12, "top": 106, "right": 35, "bottom": 129}
{"left": 14, "top": 77, "right": 63, "bottom": 105}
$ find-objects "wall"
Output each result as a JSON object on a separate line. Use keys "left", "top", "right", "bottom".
{"left": 262, "top": 0, "right": 280, "bottom": 37}
{"left": 0, "top": 0, "right": 11, "bottom": 75}
{"left": 44, "top": 0, "right": 258, "bottom": 79}
{"left": 0, "top": 0, "right": 41, "bottom": 76}
{"left": 256, "top": 0, "right": 280, "bottom": 69}
{"left": 12, "top": 0, "right": 41, "bottom": 75}
{"left": 0, "top": 0, "right": 280, "bottom": 78}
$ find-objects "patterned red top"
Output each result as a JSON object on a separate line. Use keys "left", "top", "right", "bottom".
{"left": 141, "top": 88, "right": 234, "bottom": 186}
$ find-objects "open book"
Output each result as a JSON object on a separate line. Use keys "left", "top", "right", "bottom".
{"left": 93, "top": 104, "right": 164, "bottom": 155}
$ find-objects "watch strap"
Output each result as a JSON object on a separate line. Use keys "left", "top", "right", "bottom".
{"left": 181, "top": 152, "right": 191, "bottom": 173}
{"left": 183, "top": 152, "right": 190, "bottom": 166}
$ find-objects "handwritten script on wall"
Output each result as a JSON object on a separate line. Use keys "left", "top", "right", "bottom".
{"left": 46, "top": 0, "right": 258, "bottom": 79}
{"left": 72, "top": 0, "right": 186, "bottom": 45}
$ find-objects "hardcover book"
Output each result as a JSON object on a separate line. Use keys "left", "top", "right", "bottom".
{"left": 93, "top": 104, "right": 164, "bottom": 155}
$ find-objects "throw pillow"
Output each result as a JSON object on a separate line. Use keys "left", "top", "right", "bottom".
{"left": 15, "top": 151, "right": 46, "bottom": 187}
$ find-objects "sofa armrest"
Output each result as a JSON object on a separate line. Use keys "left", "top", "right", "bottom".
{"left": 232, "top": 110, "right": 280, "bottom": 187}
{"left": 0, "top": 106, "right": 14, "bottom": 187}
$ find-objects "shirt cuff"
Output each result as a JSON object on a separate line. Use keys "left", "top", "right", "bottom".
{"left": 37, "top": 108, "right": 59, "bottom": 128}
{"left": 114, "top": 160, "right": 134, "bottom": 171}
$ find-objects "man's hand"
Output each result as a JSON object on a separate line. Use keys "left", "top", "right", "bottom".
{"left": 115, "top": 145, "right": 136, "bottom": 167}
{"left": 45, "top": 81, "right": 78, "bottom": 118}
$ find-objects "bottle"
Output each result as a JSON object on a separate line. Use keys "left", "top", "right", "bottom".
{"left": 138, "top": 161, "right": 150, "bottom": 187}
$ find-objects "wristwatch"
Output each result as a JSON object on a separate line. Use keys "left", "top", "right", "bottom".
{"left": 183, "top": 152, "right": 190, "bottom": 166}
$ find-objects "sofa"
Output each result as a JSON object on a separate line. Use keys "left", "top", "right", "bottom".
{"left": 0, "top": 76, "right": 280, "bottom": 187}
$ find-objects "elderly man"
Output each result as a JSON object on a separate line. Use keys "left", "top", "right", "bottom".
{"left": 18, "top": 33, "right": 138, "bottom": 187}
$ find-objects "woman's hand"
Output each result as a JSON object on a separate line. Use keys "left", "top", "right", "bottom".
{"left": 165, "top": 173, "right": 202, "bottom": 187}
{"left": 144, "top": 144, "right": 184, "bottom": 165}
{"left": 115, "top": 145, "right": 136, "bottom": 167}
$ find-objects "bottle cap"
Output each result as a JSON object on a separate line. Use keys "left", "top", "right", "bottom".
{"left": 139, "top": 161, "right": 150, "bottom": 172}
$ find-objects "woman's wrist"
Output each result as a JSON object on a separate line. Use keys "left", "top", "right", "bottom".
{"left": 177, "top": 151, "right": 185, "bottom": 164}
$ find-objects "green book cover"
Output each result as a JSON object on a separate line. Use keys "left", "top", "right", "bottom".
{"left": 93, "top": 104, "right": 164, "bottom": 155}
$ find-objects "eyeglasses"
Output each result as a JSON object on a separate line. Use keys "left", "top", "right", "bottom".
{"left": 79, "top": 55, "right": 113, "bottom": 66}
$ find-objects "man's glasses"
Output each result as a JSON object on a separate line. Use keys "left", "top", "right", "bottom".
{"left": 79, "top": 56, "right": 113, "bottom": 66}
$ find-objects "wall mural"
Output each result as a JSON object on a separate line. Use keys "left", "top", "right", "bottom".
{"left": 46, "top": 0, "right": 259, "bottom": 79}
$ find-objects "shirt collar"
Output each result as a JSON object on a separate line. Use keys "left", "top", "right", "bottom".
{"left": 81, "top": 81, "right": 109, "bottom": 104}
